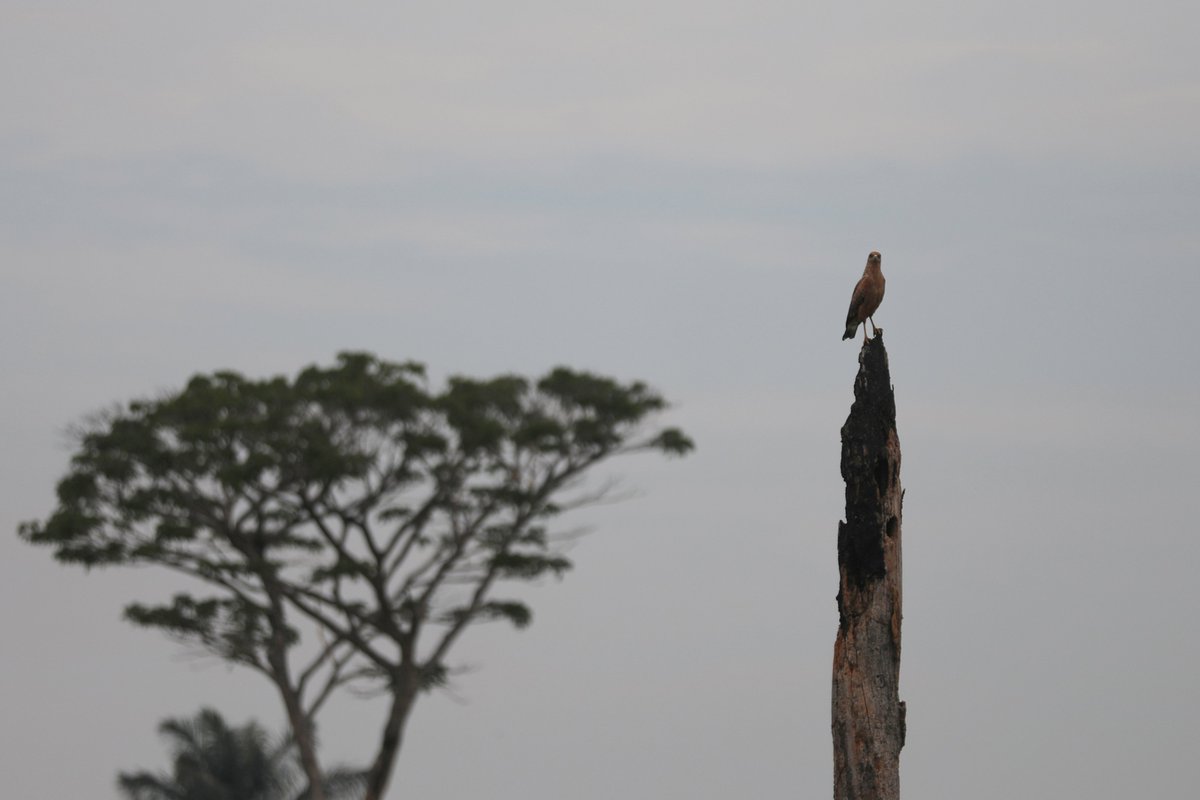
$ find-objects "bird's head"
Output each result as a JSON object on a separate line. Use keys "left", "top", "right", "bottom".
{"left": 868, "top": 251, "right": 882, "bottom": 264}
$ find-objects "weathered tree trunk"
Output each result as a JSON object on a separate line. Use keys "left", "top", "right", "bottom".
{"left": 833, "top": 334, "right": 905, "bottom": 800}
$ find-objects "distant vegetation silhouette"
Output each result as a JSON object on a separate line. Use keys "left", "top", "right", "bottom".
{"left": 22, "top": 352, "right": 692, "bottom": 800}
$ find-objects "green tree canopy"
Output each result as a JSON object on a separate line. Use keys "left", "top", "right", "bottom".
{"left": 21, "top": 352, "right": 692, "bottom": 800}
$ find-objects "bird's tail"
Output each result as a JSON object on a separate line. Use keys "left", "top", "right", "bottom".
{"left": 842, "top": 323, "right": 856, "bottom": 340}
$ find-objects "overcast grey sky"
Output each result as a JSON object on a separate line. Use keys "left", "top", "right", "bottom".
{"left": 3, "top": 2, "right": 1199, "bottom": 798}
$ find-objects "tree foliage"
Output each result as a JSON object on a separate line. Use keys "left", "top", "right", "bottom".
{"left": 21, "top": 352, "right": 692, "bottom": 800}
{"left": 118, "top": 708, "right": 366, "bottom": 800}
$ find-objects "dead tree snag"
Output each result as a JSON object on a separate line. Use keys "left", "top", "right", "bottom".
{"left": 833, "top": 334, "right": 905, "bottom": 800}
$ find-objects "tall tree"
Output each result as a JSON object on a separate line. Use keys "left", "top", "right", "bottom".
{"left": 20, "top": 352, "right": 692, "bottom": 800}
{"left": 118, "top": 707, "right": 366, "bottom": 800}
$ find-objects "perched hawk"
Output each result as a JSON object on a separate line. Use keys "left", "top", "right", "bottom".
{"left": 842, "top": 251, "right": 885, "bottom": 342}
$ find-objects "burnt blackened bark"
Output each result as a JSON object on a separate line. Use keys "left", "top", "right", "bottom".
{"left": 833, "top": 334, "right": 905, "bottom": 800}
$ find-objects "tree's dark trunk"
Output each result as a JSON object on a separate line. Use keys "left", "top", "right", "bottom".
{"left": 259, "top": 577, "right": 327, "bottom": 800}
{"left": 832, "top": 335, "right": 905, "bottom": 800}
{"left": 363, "top": 675, "right": 417, "bottom": 800}
{"left": 272, "top": 669, "right": 326, "bottom": 800}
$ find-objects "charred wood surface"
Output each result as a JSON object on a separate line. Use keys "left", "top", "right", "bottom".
{"left": 833, "top": 334, "right": 905, "bottom": 800}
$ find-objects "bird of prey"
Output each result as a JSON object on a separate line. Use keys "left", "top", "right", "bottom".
{"left": 842, "top": 251, "right": 885, "bottom": 343}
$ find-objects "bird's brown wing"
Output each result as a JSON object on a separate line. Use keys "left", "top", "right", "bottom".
{"left": 844, "top": 276, "right": 868, "bottom": 327}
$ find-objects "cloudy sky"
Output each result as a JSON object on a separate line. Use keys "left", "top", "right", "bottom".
{"left": 3, "top": 2, "right": 1199, "bottom": 797}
